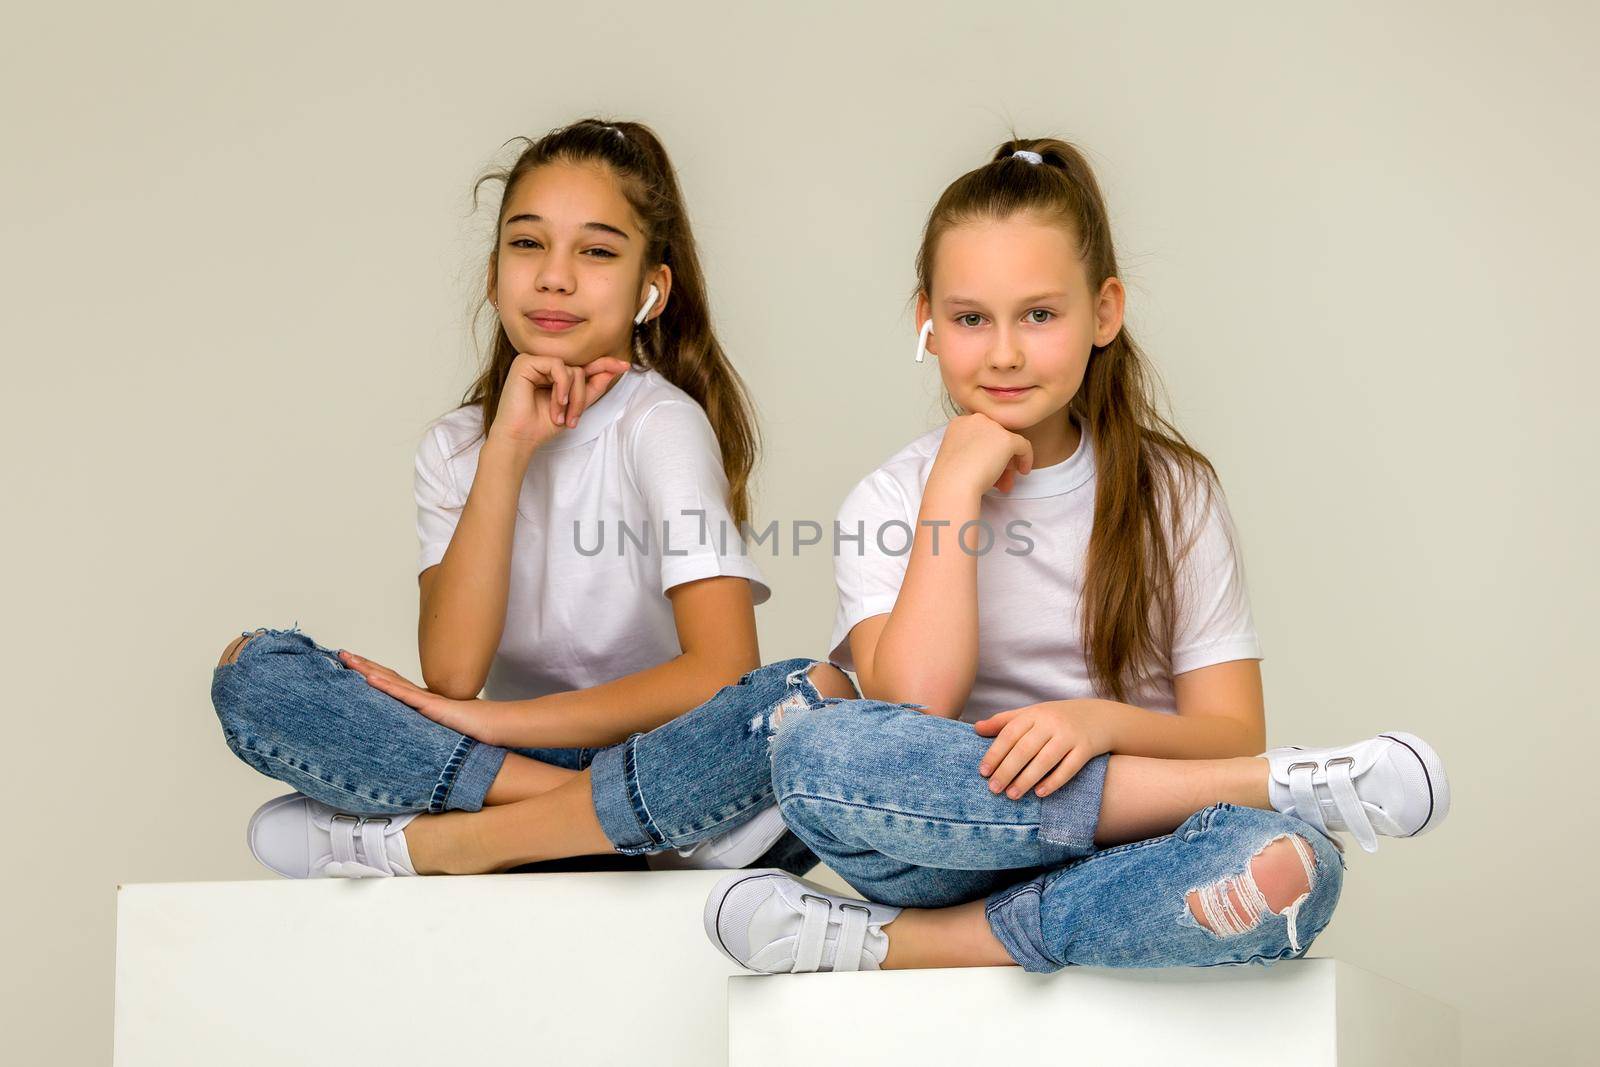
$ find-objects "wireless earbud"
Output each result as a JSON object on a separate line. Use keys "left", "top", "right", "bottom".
{"left": 634, "top": 284, "right": 660, "bottom": 325}
{"left": 915, "top": 318, "right": 935, "bottom": 363}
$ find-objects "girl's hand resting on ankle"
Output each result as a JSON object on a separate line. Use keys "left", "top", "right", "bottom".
{"left": 973, "top": 699, "right": 1118, "bottom": 799}
{"left": 337, "top": 650, "right": 514, "bottom": 747}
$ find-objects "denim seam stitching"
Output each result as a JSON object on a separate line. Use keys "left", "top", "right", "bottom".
{"left": 1063, "top": 836, "right": 1171, "bottom": 871}
{"left": 667, "top": 792, "right": 775, "bottom": 840}
{"left": 432, "top": 735, "right": 477, "bottom": 814}
{"left": 621, "top": 735, "right": 668, "bottom": 850}
{"left": 216, "top": 646, "right": 446, "bottom": 813}
{"left": 987, "top": 878, "right": 1043, "bottom": 910}
{"left": 985, "top": 884, "right": 1064, "bottom": 970}
{"left": 232, "top": 738, "right": 418, "bottom": 810}
{"left": 782, "top": 790, "right": 1053, "bottom": 831}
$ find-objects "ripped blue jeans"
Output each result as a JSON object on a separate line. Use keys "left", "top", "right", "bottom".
{"left": 209, "top": 626, "right": 824, "bottom": 874}
{"left": 763, "top": 665, "right": 1348, "bottom": 973}
{"left": 211, "top": 634, "right": 1344, "bottom": 969}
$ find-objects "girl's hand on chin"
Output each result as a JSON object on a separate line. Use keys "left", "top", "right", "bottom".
{"left": 929, "top": 412, "right": 1034, "bottom": 497}
{"left": 488, "top": 353, "right": 631, "bottom": 451}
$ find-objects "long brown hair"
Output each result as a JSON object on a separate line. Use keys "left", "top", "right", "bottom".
{"left": 912, "top": 136, "right": 1236, "bottom": 703}
{"left": 454, "top": 117, "right": 759, "bottom": 528}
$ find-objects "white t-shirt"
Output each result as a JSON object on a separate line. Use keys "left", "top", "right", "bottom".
{"left": 414, "top": 366, "right": 770, "bottom": 702}
{"left": 827, "top": 417, "right": 1262, "bottom": 723}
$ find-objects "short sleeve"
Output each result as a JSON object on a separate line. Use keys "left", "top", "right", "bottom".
{"left": 414, "top": 423, "right": 465, "bottom": 575}
{"left": 626, "top": 400, "right": 771, "bottom": 604}
{"left": 1169, "top": 479, "right": 1264, "bottom": 675}
{"left": 826, "top": 470, "right": 916, "bottom": 672}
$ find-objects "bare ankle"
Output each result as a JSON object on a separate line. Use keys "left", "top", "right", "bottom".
{"left": 881, "top": 902, "right": 1014, "bottom": 970}
{"left": 1241, "top": 756, "right": 1272, "bottom": 809}
{"left": 403, "top": 813, "right": 474, "bottom": 875}
{"left": 1195, "top": 756, "right": 1267, "bottom": 811}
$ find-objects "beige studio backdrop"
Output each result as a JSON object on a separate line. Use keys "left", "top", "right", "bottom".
{"left": 4, "top": 1, "right": 1595, "bottom": 1063}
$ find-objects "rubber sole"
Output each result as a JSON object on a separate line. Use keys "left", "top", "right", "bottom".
{"left": 703, "top": 868, "right": 788, "bottom": 970}
{"left": 1377, "top": 730, "right": 1451, "bottom": 837}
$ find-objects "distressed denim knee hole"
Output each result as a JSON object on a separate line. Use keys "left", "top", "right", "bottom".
{"left": 765, "top": 694, "right": 824, "bottom": 766}
{"left": 218, "top": 628, "right": 268, "bottom": 668}
{"left": 767, "top": 696, "right": 870, "bottom": 797}
{"left": 1185, "top": 832, "right": 1319, "bottom": 954}
{"left": 805, "top": 661, "right": 859, "bottom": 701}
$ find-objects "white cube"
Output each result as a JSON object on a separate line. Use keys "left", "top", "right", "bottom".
{"left": 115, "top": 870, "right": 743, "bottom": 1066}
{"left": 728, "top": 957, "right": 1460, "bottom": 1066}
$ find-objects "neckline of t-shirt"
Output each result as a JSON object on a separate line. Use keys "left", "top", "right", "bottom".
{"left": 982, "top": 415, "right": 1095, "bottom": 499}
{"left": 537, "top": 363, "right": 647, "bottom": 452}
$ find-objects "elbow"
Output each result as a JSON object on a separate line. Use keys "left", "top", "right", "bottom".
{"left": 420, "top": 665, "right": 485, "bottom": 702}
{"left": 858, "top": 667, "right": 969, "bottom": 720}
{"left": 417, "top": 634, "right": 491, "bottom": 701}
{"left": 859, "top": 641, "right": 973, "bottom": 718}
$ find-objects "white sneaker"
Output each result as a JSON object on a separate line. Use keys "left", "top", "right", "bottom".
{"left": 704, "top": 869, "right": 902, "bottom": 973}
{"left": 645, "top": 803, "right": 790, "bottom": 871}
{"left": 247, "top": 792, "right": 420, "bottom": 878}
{"left": 1264, "top": 731, "right": 1450, "bottom": 854}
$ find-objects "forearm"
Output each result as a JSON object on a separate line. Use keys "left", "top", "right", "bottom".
{"left": 419, "top": 437, "right": 531, "bottom": 698}
{"left": 493, "top": 649, "right": 758, "bottom": 749}
{"left": 1101, "top": 700, "right": 1264, "bottom": 760}
{"left": 865, "top": 480, "right": 982, "bottom": 718}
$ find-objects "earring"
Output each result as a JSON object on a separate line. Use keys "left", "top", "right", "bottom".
{"left": 915, "top": 319, "right": 934, "bottom": 363}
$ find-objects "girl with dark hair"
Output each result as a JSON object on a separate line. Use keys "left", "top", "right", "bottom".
{"left": 211, "top": 118, "right": 815, "bottom": 878}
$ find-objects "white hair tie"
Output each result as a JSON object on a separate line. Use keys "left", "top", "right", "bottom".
{"left": 1012, "top": 150, "right": 1044, "bottom": 164}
